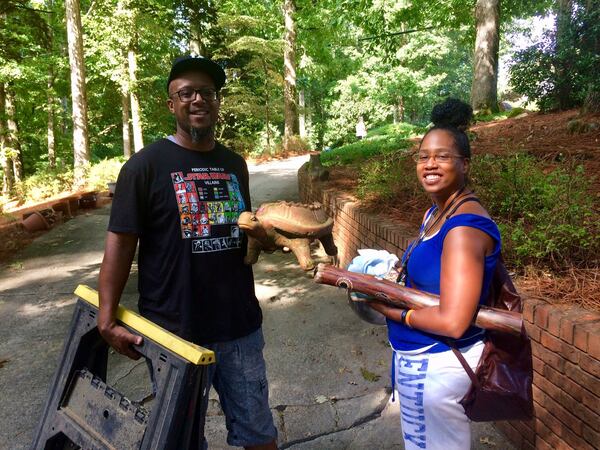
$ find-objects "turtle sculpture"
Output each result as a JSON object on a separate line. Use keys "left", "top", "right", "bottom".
{"left": 238, "top": 201, "right": 338, "bottom": 270}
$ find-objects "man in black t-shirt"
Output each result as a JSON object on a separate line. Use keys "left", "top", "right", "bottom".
{"left": 98, "top": 56, "right": 278, "bottom": 450}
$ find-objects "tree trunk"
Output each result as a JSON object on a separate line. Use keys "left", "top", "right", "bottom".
{"left": 264, "top": 62, "right": 272, "bottom": 155}
{"left": 283, "top": 0, "right": 299, "bottom": 152}
{"left": 48, "top": 69, "right": 56, "bottom": 168}
{"left": 393, "top": 96, "right": 405, "bottom": 123}
{"left": 121, "top": 91, "right": 132, "bottom": 158}
{"left": 470, "top": 0, "right": 500, "bottom": 113}
{"left": 47, "top": 0, "right": 56, "bottom": 168}
{"left": 190, "top": 34, "right": 204, "bottom": 56}
{"left": 555, "top": 0, "right": 574, "bottom": 110}
{"left": 5, "top": 87, "right": 23, "bottom": 183}
{"left": 189, "top": 6, "right": 206, "bottom": 57}
{"left": 65, "top": 0, "right": 90, "bottom": 187}
{"left": 583, "top": 0, "right": 600, "bottom": 113}
{"left": 313, "top": 96, "right": 325, "bottom": 152}
{"left": 128, "top": 43, "right": 144, "bottom": 152}
{"left": 298, "top": 88, "right": 307, "bottom": 138}
{"left": 0, "top": 83, "right": 14, "bottom": 196}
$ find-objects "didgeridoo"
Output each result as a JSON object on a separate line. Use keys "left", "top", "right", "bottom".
{"left": 313, "top": 263, "right": 522, "bottom": 336}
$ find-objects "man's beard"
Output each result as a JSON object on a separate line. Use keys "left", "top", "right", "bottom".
{"left": 190, "top": 126, "right": 213, "bottom": 143}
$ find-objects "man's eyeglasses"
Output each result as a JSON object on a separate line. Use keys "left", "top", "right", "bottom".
{"left": 170, "top": 88, "right": 218, "bottom": 103}
{"left": 413, "top": 152, "right": 465, "bottom": 164}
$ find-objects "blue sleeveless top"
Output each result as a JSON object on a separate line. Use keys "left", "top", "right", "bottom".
{"left": 387, "top": 212, "right": 501, "bottom": 353}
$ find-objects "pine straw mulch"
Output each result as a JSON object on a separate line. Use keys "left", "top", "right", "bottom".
{"left": 518, "top": 267, "right": 600, "bottom": 312}
{"left": 324, "top": 109, "right": 600, "bottom": 312}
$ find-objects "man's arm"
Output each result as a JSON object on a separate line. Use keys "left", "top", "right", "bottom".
{"left": 98, "top": 231, "right": 143, "bottom": 359}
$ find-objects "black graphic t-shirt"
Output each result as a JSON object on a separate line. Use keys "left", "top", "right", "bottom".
{"left": 108, "top": 139, "right": 262, "bottom": 344}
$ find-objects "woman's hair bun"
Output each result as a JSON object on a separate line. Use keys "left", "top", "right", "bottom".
{"left": 430, "top": 98, "right": 473, "bottom": 130}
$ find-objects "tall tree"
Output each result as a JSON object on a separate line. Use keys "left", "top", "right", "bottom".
{"left": 283, "top": 0, "right": 299, "bottom": 151}
{"left": 47, "top": 68, "right": 56, "bottom": 168}
{"left": 554, "top": 0, "right": 574, "bottom": 109}
{"left": 0, "top": 83, "right": 13, "bottom": 195}
{"left": 121, "top": 90, "right": 131, "bottom": 157}
{"left": 298, "top": 88, "right": 306, "bottom": 138}
{"left": 128, "top": 39, "right": 144, "bottom": 152}
{"left": 46, "top": 0, "right": 57, "bottom": 168}
{"left": 5, "top": 85, "right": 22, "bottom": 183}
{"left": 65, "top": 0, "right": 90, "bottom": 186}
{"left": 582, "top": 0, "right": 599, "bottom": 112}
{"left": 470, "top": 0, "right": 500, "bottom": 112}
{"left": 184, "top": 0, "right": 218, "bottom": 56}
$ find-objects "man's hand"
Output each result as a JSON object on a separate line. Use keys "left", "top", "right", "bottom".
{"left": 98, "top": 231, "right": 141, "bottom": 360}
{"left": 98, "top": 321, "right": 143, "bottom": 360}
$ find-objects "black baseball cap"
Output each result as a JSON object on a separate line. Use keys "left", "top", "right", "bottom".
{"left": 167, "top": 55, "right": 226, "bottom": 92}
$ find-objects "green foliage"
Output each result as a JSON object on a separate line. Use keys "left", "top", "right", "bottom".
{"left": 336, "top": 118, "right": 598, "bottom": 270}
{"left": 13, "top": 157, "right": 125, "bottom": 203}
{"left": 14, "top": 165, "right": 74, "bottom": 202}
{"left": 356, "top": 150, "right": 423, "bottom": 203}
{"left": 507, "top": 107, "right": 526, "bottom": 118}
{"left": 278, "top": 135, "right": 311, "bottom": 155}
{"left": 247, "top": 123, "right": 281, "bottom": 158}
{"left": 320, "top": 123, "right": 418, "bottom": 166}
{"left": 509, "top": 3, "right": 600, "bottom": 111}
{"left": 471, "top": 154, "right": 599, "bottom": 269}
{"left": 473, "top": 110, "right": 512, "bottom": 123}
{"left": 85, "top": 157, "right": 126, "bottom": 191}
{"left": 321, "top": 27, "right": 473, "bottom": 147}
{"left": 509, "top": 34, "right": 562, "bottom": 111}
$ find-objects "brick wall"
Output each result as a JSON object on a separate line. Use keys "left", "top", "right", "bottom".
{"left": 299, "top": 163, "right": 600, "bottom": 450}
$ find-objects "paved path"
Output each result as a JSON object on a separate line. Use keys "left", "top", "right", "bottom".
{"left": 0, "top": 154, "right": 511, "bottom": 449}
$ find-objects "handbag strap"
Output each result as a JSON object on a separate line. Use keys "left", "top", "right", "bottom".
{"left": 445, "top": 339, "right": 480, "bottom": 388}
{"left": 443, "top": 195, "right": 485, "bottom": 387}
{"left": 445, "top": 196, "right": 481, "bottom": 219}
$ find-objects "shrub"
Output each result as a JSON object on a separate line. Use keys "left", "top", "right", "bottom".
{"left": 278, "top": 135, "right": 311, "bottom": 155}
{"left": 350, "top": 150, "right": 598, "bottom": 271}
{"left": 85, "top": 157, "right": 126, "bottom": 192}
{"left": 13, "top": 157, "right": 126, "bottom": 203}
{"left": 470, "top": 154, "right": 598, "bottom": 269}
{"left": 15, "top": 166, "right": 74, "bottom": 202}
{"left": 356, "top": 151, "right": 424, "bottom": 204}
{"left": 248, "top": 124, "right": 282, "bottom": 159}
{"left": 321, "top": 129, "right": 414, "bottom": 167}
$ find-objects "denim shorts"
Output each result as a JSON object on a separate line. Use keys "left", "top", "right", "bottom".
{"left": 199, "top": 328, "right": 277, "bottom": 448}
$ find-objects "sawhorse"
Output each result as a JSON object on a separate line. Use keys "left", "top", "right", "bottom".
{"left": 31, "top": 285, "right": 215, "bottom": 449}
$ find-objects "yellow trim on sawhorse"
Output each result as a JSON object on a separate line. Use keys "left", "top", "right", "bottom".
{"left": 74, "top": 284, "right": 215, "bottom": 365}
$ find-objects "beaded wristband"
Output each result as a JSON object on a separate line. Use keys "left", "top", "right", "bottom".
{"left": 400, "top": 309, "right": 409, "bottom": 325}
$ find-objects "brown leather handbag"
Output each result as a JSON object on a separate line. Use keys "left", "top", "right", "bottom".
{"left": 448, "top": 260, "right": 534, "bottom": 422}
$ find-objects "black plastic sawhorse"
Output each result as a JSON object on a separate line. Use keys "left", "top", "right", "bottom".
{"left": 31, "top": 285, "right": 215, "bottom": 450}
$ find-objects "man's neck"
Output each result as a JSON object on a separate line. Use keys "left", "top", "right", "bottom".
{"left": 172, "top": 130, "right": 216, "bottom": 152}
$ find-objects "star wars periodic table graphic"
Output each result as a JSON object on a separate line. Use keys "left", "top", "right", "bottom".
{"left": 171, "top": 167, "right": 246, "bottom": 253}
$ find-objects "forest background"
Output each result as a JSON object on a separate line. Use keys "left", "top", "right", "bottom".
{"left": 1, "top": 0, "right": 599, "bottom": 307}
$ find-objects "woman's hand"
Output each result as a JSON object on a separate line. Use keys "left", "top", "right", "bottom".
{"left": 367, "top": 301, "right": 405, "bottom": 322}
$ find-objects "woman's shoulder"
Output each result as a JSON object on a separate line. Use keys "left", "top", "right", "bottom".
{"left": 443, "top": 212, "right": 500, "bottom": 243}
{"left": 443, "top": 196, "right": 498, "bottom": 233}
{"left": 451, "top": 196, "right": 490, "bottom": 218}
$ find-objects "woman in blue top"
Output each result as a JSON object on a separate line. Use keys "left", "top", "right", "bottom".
{"left": 368, "top": 98, "right": 501, "bottom": 450}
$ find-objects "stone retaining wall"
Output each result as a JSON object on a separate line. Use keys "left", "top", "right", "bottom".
{"left": 298, "top": 163, "right": 600, "bottom": 450}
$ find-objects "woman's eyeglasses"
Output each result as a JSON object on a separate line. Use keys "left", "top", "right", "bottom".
{"left": 412, "top": 152, "right": 465, "bottom": 164}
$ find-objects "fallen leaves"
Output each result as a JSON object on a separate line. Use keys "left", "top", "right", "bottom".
{"left": 360, "top": 367, "right": 381, "bottom": 382}
{"left": 479, "top": 436, "right": 497, "bottom": 446}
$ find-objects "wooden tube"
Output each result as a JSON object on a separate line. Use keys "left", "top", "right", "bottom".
{"left": 313, "top": 263, "right": 523, "bottom": 336}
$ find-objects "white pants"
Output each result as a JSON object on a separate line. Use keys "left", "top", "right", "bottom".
{"left": 393, "top": 341, "right": 484, "bottom": 450}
